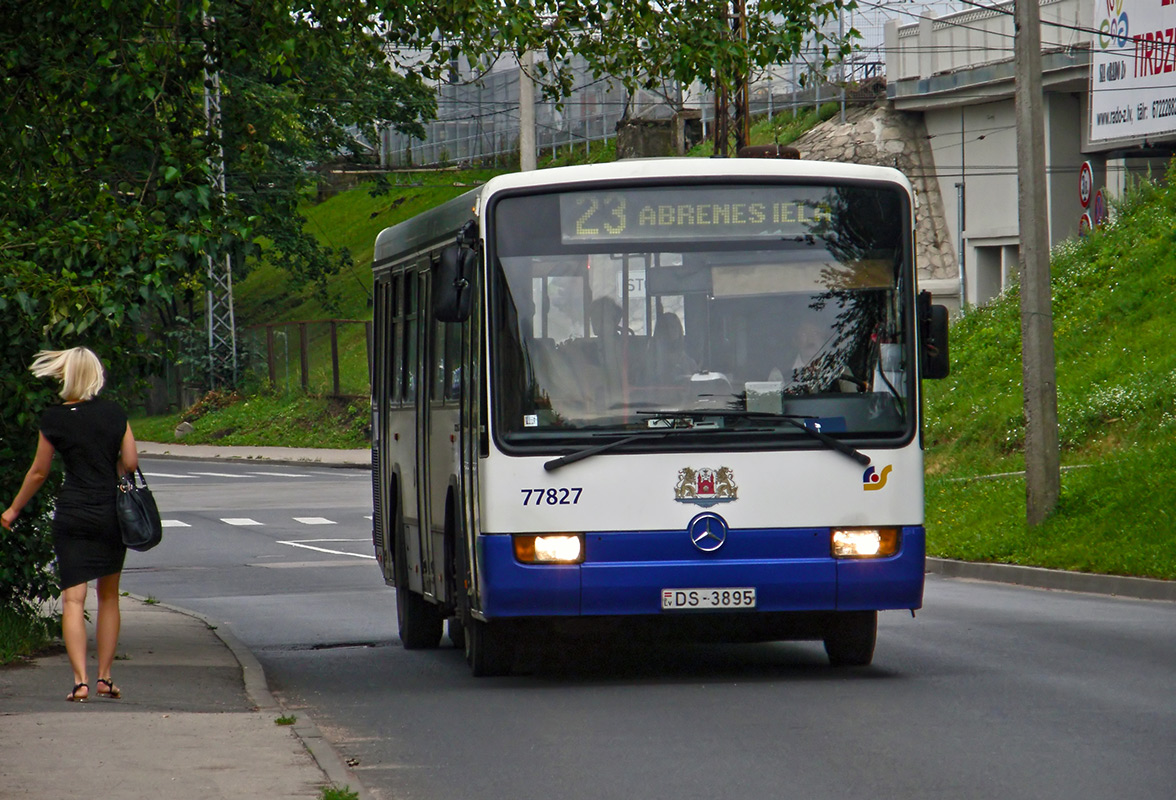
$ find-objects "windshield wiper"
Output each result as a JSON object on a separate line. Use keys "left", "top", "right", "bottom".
{"left": 544, "top": 432, "right": 669, "bottom": 472}
{"left": 542, "top": 425, "right": 773, "bottom": 472}
{"left": 637, "top": 410, "right": 871, "bottom": 467}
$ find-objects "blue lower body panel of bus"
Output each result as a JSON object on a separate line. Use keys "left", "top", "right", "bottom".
{"left": 477, "top": 526, "right": 925, "bottom": 618}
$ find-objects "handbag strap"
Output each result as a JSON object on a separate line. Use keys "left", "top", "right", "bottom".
{"left": 119, "top": 467, "right": 150, "bottom": 491}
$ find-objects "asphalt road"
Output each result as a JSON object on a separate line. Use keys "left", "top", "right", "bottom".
{"left": 122, "top": 458, "right": 1176, "bottom": 800}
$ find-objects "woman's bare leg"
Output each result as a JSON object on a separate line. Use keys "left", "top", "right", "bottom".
{"left": 61, "top": 581, "right": 89, "bottom": 699}
{"left": 95, "top": 572, "right": 122, "bottom": 693}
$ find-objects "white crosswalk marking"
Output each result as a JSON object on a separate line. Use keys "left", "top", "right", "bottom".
{"left": 247, "top": 472, "right": 311, "bottom": 477}
{"left": 142, "top": 472, "right": 199, "bottom": 479}
{"left": 221, "top": 518, "right": 263, "bottom": 526}
{"left": 161, "top": 519, "right": 190, "bottom": 528}
{"left": 276, "top": 539, "right": 374, "bottom": 559}
{"left": 193, "top": 471, "right": 256, "bottom": 478}
{"left": 293, "top": 517, "right": 336, "bottom": 525}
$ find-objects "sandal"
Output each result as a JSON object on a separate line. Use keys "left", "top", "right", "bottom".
{"left": 67, "top": 682, "right": 89, "bottom": 702}
{"left": 96, "top": 678, "right": 121, "bottom": 699}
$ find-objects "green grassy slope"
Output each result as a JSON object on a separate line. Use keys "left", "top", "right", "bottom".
{"left": 234, "top": 169, "right": 504, "bottom": 324}
{"left": 923, "top": 168, "right": 1176, "bottom": 578}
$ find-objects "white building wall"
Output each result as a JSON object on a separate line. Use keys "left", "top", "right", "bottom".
{"left": 886, "top": 0, "right": 1176, "bottom": 307}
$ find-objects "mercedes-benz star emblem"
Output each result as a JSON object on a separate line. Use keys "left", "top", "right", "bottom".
{"left": 688, "top": 512, "right": 728, "bottom": 553}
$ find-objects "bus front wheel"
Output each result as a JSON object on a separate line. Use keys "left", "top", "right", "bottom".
{"left": 823, "top": 611, "right": 877, "bottom": 667}
{"left": 464, "top": 618, "right": 514, "bottom": 677}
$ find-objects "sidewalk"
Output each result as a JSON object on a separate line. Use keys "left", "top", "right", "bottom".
{"left": 0, "top": 594, "right": 371, "bottom": 799}
{"left": 137, "top": 441, "right": 370, "bottom": 468}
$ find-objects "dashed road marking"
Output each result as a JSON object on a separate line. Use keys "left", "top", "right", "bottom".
{"left": 193, "top": 471, "right": 257, "bottom": 478}
{"left": 221, "top": 517, "right": 263, "bottom": 526}
{"left": 248, "top": 471, "right": 311, "bottom": 478}
{"left": 293, "top": 517, "right": 336, "bottom": 525}
{"left": 161, "top": 519, "right": 190, "bottom": 528}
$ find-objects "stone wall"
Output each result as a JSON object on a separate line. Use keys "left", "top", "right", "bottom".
{"left": 790, "top": 102, "right": 958, "bottom": 291}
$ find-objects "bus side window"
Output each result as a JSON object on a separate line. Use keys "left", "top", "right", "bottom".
{"left": 443, "top": 318, "right": 462, "bottom": 401}
{"left": 373, "top": 278, "right": 387, "bottom": 406}
{"left": 390, "top": 273, "right": 403, "bottom": 405}
{"left": 404, "top": 269, "right": 419, "bottom": 405}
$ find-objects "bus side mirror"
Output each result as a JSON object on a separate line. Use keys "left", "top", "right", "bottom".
{"left": 434, "top": 243, "right": 478, "bottom": 323}
{"left": 919, "top": 291, "right": 950, "bottom": 379}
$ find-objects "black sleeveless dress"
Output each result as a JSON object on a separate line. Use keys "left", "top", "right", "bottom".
{"left": 39, "top": 398, "right": 128, "bottom": 588}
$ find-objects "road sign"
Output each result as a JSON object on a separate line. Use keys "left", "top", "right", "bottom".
{"left": 1092, "top": 189, "right": 1107, "bottom": 225}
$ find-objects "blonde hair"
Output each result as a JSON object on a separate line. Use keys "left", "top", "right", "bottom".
{"left": 30, "top": 347, "right": 106, "bottom": 401}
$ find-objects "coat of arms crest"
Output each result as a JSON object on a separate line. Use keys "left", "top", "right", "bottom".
{"left": 674, "top": 466, "right": 738, "bottom": 507}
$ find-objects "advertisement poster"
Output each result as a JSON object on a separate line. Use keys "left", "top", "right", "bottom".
{"left": 1090, "top": 0, "right": 1176, "bottom": 142}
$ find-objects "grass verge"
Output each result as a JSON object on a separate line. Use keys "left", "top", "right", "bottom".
{"left": 0, "top": 603, "right": 58, "bottom": 665}
{"left": 133, "top": 391, "right": 370, "bottom": 449}
{"left": 926, "top": 438, "right": 1176, "bottom": 579}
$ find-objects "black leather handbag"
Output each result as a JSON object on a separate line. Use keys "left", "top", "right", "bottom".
{"left": 116, "top": 468, "right": 163, "bottom": 552}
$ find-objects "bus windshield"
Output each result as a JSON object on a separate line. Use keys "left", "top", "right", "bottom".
{"left": 488, "top": 181, "right": 914, "bottom": 451}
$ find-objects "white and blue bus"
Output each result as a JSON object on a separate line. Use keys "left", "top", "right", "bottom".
{"left": 371, "top": 158, "right": 948, "bottom": 675}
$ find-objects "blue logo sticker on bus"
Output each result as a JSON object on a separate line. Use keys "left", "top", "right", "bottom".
{"left": 674, "top": 467, "right": 738, "bottom": 507}
{"left": 863, "top": 464, "right": 893, "bottom": 491}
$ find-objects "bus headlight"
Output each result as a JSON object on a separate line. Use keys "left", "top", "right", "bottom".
{"left": 514, "top": 534, "right": 584, "bottom": 564}
{"left": 831, "top": 528, "right": 900, "bottom": 559}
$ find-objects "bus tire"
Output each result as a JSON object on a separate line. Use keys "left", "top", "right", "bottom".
{"left": 823, "top": 610, "right": 877, "bottom": 667}
{"left": 394, "top": 519, "right": 443, "bottom": 650}
{"left": 447, "top": 616, "right": 465, "bottom": 650}
{"left": 465, "top": 618, "right": 514, "bottom": 677}
{"left": 397, "top": 583, "right": 444, "bottom": 649}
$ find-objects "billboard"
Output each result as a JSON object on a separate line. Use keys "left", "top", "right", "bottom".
{"left": 1090, "top": 0, "right": 1176, "bottom": 142}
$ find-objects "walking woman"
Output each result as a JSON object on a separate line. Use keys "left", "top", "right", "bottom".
{"left": 2, "top": 347, "right": 138, "bottom": 702}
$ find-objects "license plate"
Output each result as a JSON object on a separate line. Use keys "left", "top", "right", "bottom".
{"left": 661, "top": 587, "right": 756, "bottom": 610}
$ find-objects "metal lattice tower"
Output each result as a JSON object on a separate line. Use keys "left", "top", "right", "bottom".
{"left": 203, "top": 26, "right": 238, "bottom": 389}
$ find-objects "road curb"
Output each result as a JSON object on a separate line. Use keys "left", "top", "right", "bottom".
{"left": 128, "top": 594, "right": 377, "bottom": 800}
{"left": 926, "top": 558, "right": 1176, "bottom": 602}
{"left": 138, "top": 450, "right": 371, "bottom": 471}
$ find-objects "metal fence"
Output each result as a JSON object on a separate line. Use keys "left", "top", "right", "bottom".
{"left": 240, "top": 319, "right": 372, "bottom": 398}
{"left": 381, "top": 8, "right": 915, "bottom": 169}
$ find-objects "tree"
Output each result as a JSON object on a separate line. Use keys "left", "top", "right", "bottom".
{"left": 382, "top": 0, "right": 855, "bottom": 152}
{"left": 0, "top": 0, "right": 433, "bottom": 604}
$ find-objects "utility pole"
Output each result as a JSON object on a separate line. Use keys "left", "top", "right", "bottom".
{"left": 519, "top": 50, "right": 536, "bottom": 171}
{"left": 203, "top": 15, "right": 238, "bottom": 389}
{"left": 1014, "top": 0, "right": 1060, "bottom": 524}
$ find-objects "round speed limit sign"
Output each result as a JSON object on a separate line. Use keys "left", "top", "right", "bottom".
{"left": 1079, "top": 161, "right": 1093, "bottom": 208}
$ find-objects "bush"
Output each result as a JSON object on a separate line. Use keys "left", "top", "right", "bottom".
{"left": 181, "top": 389, "right": 245, "bottom": 423}
{"left": 0, "top": 348, "right": 62, "bottom": 609}
{"left": 0, "top": 510, "right": 59, "bottom": 610}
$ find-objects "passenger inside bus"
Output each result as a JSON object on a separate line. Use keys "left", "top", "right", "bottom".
{"left": 586, "top": 296, "right": 635, "bottom": 410}
{"left": 646, "top": 312, "right": 698, "bottom": 385}
{"left": 784, "top": 319, "right": 860, "bottom": 394}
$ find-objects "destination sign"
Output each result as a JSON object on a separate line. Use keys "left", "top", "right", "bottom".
{"left": 558, "top": 186, "right": 835, "bottom": 244}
